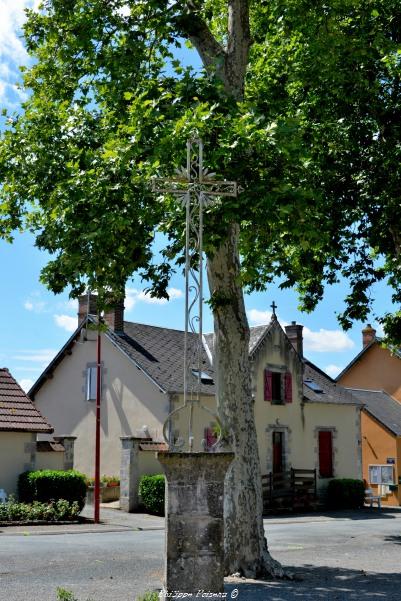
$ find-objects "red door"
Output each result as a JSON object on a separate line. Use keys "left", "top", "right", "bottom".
{"left": 272, "top": 431, "right": 284, "bottom": 473}
{"left": 319, "top": 430, "right": 333, "bottom": 478}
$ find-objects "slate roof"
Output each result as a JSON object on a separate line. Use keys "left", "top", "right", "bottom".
{"left": 205, "top": 323, "right": 362, "bottom": 407}
{"left": 36, "top": 440, "right": 64, "bottom": 452}
{"left": 303, "top": 361, "right": 363, "bottom": 406}
{"left": 0, "top": 368, "right": 53, "bottom": 432}
{"left": 204, "top": 324, "right": 272, "bottom": 358}
{"left": 29, "top": 315, "right": 360, "bottom": 408}
{"left": 107, "top": 322, "right": 215, "bottom": 395}
{"left": 346, "top": 388, "right": 401, "bottom": 436}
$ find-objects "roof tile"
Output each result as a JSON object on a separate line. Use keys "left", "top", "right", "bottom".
{"left": 0, "top": 368, "right": 53, "bottom": 432}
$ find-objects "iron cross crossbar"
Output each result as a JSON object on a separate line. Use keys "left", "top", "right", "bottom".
{"left": 152, "top": 138, "right": 242, "bottom": 452}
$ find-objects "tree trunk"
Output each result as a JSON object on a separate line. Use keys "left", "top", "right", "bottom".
{"left": 207, "top": 223, "right": 284, "bottom": 578}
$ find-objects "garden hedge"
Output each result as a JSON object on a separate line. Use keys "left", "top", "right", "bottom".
{"left": 326, "top": 478, "right": 365, "bottom": 509}
{"left": 18, "top": 469, "right": 87, "bottom": 510}
{"left": 139, "top": 475, "right": 165, "bottom": 516}
{"left": 0, "top": 499, "right": 81, "bottom": 523}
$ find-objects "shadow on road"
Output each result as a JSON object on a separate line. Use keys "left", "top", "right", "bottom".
{"left": 265, "top": 507, "right": 401, "bottom": 521}
{"left": 384, "top": 535, "right": 401, "bottom": 545}
{"left": 226, "top": 565, "right": 401, "bottom": 600}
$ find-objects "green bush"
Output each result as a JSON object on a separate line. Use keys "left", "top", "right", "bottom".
{"left": 326, "top": 478, "right": 365, "bottom": 509}
{"left": 0, "top": 498, "right": 81, "bottom": 522}
{"left": 136, "top": 592, "right": 160, "bottom": 601}
{"left": 139, "top": 475, "right": 165, "bottom": 516}
{"left": 18, "top": 470, "right": 87, "bottom": 510}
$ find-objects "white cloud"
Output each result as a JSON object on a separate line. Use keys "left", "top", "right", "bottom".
{"left": 324, "top": 364, "right": 344, "bottom": 379}
{"left": 18, "top": 378, "right": 34, "bottom": 392}
{"left": 54, "top": 314, "right": 77, "bottom": 332}
{"left": 24, "top": 299, "right": 46, "bottom": 313}
{"left": 303, "top": 327, "right": 354, "bottom": 353}
{"left": 23, "top": 291, "right": 47, "bottom": 313}
{"left": 137, "top": 290, "right": 168, "bottom": 305}
{"left": 247, "top": 308, "right": 354, "bottom": 353}
{"left": 248, "top": 309, "right": 273, "bottom": 325}
{"left": 168, "top": 287, "right": 183, "bottom": 300}
{"left": 125, "top": 287, "right": 184, "bottom": 311}
{"left": 0, "top": 0, "right": 39, "bottom": 104}
{"left": 13, "top": 349, "right": 57, "bottom": 363}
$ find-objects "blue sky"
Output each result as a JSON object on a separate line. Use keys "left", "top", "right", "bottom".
{"left": 0, "top": 1, "right": 394, "bottom": 391}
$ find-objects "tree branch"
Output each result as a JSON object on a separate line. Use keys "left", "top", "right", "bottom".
{"left": 174, "top": 2, "right": 226, "bottom": 76}
{"left": 226, "top": 0, "right": 251, "bottom": 98}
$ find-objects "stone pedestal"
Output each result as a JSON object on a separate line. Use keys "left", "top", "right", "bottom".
{"left": 120, "top": 437, "right": 142, "bottom": 512}
{"left": 53, "top": 436, "right": 76, "bottom": 470}
{"left": 158, "top": 452, "right": 234, "bottom": 596}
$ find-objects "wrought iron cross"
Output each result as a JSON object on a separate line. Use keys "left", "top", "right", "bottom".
{"left": 152, "top": 138, "right": 241, "bottom": 452}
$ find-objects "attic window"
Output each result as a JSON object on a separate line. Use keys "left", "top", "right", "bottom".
{"left": 304, "top": 379, "right": 324, "bottom": 394}
{"left": 191, "top": 369, "right": 214, "bottom": 384}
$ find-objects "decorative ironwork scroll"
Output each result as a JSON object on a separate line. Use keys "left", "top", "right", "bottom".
{"left": 152, "top": 139, "right": 242, "bottom": 452}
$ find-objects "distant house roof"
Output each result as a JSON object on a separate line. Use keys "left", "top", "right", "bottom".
{"left": 107, "top": 321, "right": 215, "bottom": 395}
{"left": 346, "top": 388, "right": 401, "bottom": 436}
{"left": 30, "top": 317, "right": 215, "bottom": 398}
{"left": 246, "top": 322, "right": 363, "bottom": 407}
{"left": 29, "top": 315, "right": 361, "bottom": 408}
{"left": 335, "top": 336, "right": 401, "bottom": 381}
{"left": 0, "top": 368, "right": 53, "bottom": 433}
{"left": 303, "top": 361, "right": 363, "bottom": 406}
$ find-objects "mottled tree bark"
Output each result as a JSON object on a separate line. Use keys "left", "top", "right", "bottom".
{"left": 207, "top": 224, "right": 284, "bottom": 578}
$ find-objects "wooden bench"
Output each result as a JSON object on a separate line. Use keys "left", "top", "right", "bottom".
{"left": 365, "top": 488, "right": 381, "bottom": 509}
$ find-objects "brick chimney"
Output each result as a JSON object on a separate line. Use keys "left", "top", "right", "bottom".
{"left": 104, "top": 299, "right": 125, "bottom": 333}
{"left": 77, "top": 293, "right": 98, "bottom": 325}
{"left": 285, "top": 321, "right": 304, "bottom": 357}
{"left": 362, "top": 324, "right": 376, "bottom": 348}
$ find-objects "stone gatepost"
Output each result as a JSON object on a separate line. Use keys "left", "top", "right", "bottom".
{"left": 54, "top": 436, "right": 77, "bottom": 470}
{"left": 158, "top": 452, "right": 234, "bottom": 596}
{"left": 120, "top": 436, "right": 143, "bottom": 512}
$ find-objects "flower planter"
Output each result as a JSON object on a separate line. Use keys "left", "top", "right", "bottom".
{"left": 86, "top": 484, "right": 120, "bottom": 504}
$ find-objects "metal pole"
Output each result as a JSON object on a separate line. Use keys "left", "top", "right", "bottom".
{"left": 94, "top": 328, "right": 101, "bottom": 523}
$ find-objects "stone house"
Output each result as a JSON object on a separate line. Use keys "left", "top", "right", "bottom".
{"left": 29, "top": 296, "right": 364, "bottom": 508}
{"left": 0, "top": 367, "right": 67, "bottom": 496}
{"left": 337, "top": 325, "right": 401, "bottom": 505}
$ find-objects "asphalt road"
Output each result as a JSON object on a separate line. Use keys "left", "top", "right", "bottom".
{"left": 1, "top": 510, "right": 401, "bottom": 601}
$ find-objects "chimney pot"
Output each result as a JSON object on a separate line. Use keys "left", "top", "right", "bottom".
{"left": 104, "top": 300, "right": 125, "bottom": 333}
{"left": 285, "top": 322, "right": 304, "bottom": 357}
{"left": 362, "top": 324, "right": 376, "bottom": 348}
{"left": 77, "top": 293, "right": 98, "bottom": 325}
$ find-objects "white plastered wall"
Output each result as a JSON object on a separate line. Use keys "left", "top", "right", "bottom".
{"left": 0, "top": 431, "right": 36, "bottom": 495}
{"left": 34, "top": 331, "right": 170, "bottom": 478}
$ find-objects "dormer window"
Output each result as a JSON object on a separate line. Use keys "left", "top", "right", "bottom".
{"left": 191, "top": 369, "right": 214, "bottom": 385}
{"left": 305, "top": 379, "right": 324, "bottom": 394}
{"left": 264, "top": 369, "right": 292, "bottom": 404}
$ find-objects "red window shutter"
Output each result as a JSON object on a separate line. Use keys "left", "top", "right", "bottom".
{"left": 264, "top": 370, "right": 273, "bottom": 402}
{"left": 204, "top": 427, "right": 217, "bottom": 449}
{"left": 319, "top": 431, "right": 333, "bottom": 478}
{"left": 284, "top": 372, "right": 292, "bottom": 403}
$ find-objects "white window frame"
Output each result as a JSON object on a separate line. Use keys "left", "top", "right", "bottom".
{"left": 368, "top": 464, "right": 394, "bottom": 485}
{"left": 86, "top": 366, "right": 98, "bottom": 401}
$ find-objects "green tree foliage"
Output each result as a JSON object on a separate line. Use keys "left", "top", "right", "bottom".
{"left": 1, "top": 1, "right": 400, "bottom": 333}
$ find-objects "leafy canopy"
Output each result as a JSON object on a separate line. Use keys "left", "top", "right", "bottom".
{"left": 1, "top": 0, "right": 401, "bottom": 337}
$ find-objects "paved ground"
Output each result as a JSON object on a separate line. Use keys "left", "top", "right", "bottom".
{"left": 1, "top": 504, "right": 401, "bottom": 600}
